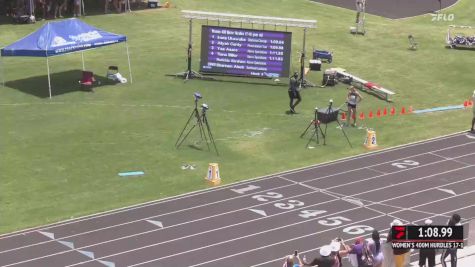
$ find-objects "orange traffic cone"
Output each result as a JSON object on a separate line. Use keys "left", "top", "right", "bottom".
{"left": 464, "top": 101, "right": 469, "bottom": 108}
{"left": 408, "top": 106, "right": 413, "bottom": 113}
{"left": 401, "top": 107, "right": 406, "bottom": 115}
{"left": 359, "top": 112, "right": 365, "bottom": 120}
{"left": 390, "top": 107, "right": 396, "bottom": 116}
{"left": 341, "top": 112, "right": 347, "bottom": 120}
{"left": 376, "top": 108, "right": 381, "bottom": 118}
{"left": 368, "top": 111, "right": 374, "bottom": 119}
{"left": 469, "top": 100, "right": 474, "bottom": 107}
{"left": 383, "top": 107, "right": 388, "bottom": 116}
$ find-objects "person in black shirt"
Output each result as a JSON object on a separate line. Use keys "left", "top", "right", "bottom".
{"left": 419, "top": 219, "right": 436, "bottom": 267}
{"left": 441, "top": 214, "right": 461, "bottom": 267}
{"left": 288, "top": 72, "right": 301, "bottom": 113}
{"left": 302, "top": 245, "right": 335, "bottom": 267}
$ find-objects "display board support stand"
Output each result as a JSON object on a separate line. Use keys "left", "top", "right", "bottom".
{"left": 175, "top": 19, "right": 206, "bottom": 81}
{"left": 298, "top": 28, "right": 315, "bottom": 88}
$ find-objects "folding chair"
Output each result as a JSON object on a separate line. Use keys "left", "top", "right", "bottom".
{"left": 79, "top": 71, "right": 96, "bottom": 92}
{"left": 408, "top": 35, "right": 418, "bottom": 50}
{"left": 107, "top": 66, "right": 119, "bottom": 80}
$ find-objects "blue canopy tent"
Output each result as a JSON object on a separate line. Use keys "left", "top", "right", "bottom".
{"left": 0, "top": 18, "right": 133, "bottom": 98}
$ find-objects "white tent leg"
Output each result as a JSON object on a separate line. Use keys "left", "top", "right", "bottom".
{"left": 46, "top": 57, "right": 52, "bottom": 98}
{"left": 126, "top": 42, "right": 133, "bottom": 83}
{"left": 1, "top": 57, "right": 5, "bottom": 88}
{"left": 81, "top": 52, "right": 85, "bottom": 70}
{"left": 81, "top": 0, "right": 85, "bottom": 16}
{"left": 126, "top": 0, "right": 131, "bottom": 12}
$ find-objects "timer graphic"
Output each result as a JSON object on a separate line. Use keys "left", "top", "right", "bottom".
{"left": 391, "top": 225, "right": 464, "bottom": 249}
{"left": 393, "top": 226, "right": 407, "bottom": 240}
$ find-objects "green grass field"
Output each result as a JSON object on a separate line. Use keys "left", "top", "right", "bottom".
{"left": 1, "top": 0, "right": 474, "bottom": 234}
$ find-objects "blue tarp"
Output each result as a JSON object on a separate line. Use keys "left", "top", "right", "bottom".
{"left": 1, "top": 18, "right": 127, "bottom": 57}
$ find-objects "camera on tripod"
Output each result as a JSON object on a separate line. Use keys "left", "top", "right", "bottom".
{"left": 175, "top": 92, "right": 219, "bottom": 155}
{"left": 301, "top": 99, "right": 352, "bottom": 148}
{"left": 194, "top": 92, "right": 202, "bottom": 100}
{"left": 317, "top": 99, "right": 339, "bottom": 124}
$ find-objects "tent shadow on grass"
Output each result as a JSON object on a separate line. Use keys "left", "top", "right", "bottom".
{"left": 4, "top": 70, "right": 113, "bottom": 98}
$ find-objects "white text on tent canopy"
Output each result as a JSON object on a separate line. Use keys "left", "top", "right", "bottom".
{"left": 69, "top": 31, "right": 103, "bottom": 43}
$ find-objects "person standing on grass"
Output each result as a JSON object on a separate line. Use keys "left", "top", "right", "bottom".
{"left": 346, "top": 86, "right": 363, "bottom": 127}
{"left": 419, "top": 219, "right": 436, "bottom": 267}
{"left": 471, "top": 90, "right": 475, "bottom": 133}
{"left": 288, "top": 72, "right": 301, "bottom": 114}
{"left": 441, "top": 214, "right": 462, "bottom": 267}
{"left": 54, "top": 0, "right": 67, "bottom": 18}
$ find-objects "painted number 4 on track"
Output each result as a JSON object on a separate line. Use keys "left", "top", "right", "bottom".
{"left": 230, "top": 184, "right": 375, "bottom": 236}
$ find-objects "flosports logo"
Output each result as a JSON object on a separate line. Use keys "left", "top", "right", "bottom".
{"left": 431, "top": 13, "right": 455, "bottom": 21}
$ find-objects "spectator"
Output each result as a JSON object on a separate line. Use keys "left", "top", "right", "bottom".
{"left": 345, "top": 237, "right": 365, "bottom": 267}
{"left": 329, "top": 239, "right": 343, "bottom": 267}
{"left": 346, "top": 86, "right": 363, "bottom": 127}
{"left": 368, "top": 230, "right": 384, "bottom": 267}
{"left": 302, "top": 245, "right": 335, "bottom": 267}
{"left": 72, "top": 0, "right": 80, "bottom": 16}
{"left": 441, "top": 214, "right": 462, "bottom": 267}
{"left": 105, "top": 0, "right": 119, "bottom": 13}
{"left": 35, "top": 0, "right": 47, "bottom": 20}
{"left": 283, "top": 254, "right": 303, "bottom": 267}
{"left": 387, "top": 219, "right": 410, "bottom": 267}
{"left": 54, "top": 0, "right": 67, "bottom": 18}
{"left": 419, "top": 219, "right": 436, "bottom": 267}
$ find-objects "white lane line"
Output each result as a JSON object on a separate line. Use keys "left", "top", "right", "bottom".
{"left": 145, "top": 220, "right": 163, "bottom": 228}
{"left": 324, "top": 152, "right": 475, "bottom": 191}
{"left": 217, "top": 205, "right": 473, "bottom": 267}
{"left": 7, "top": 166, "right": 475, "bottom": 266}
{"left": 130, "top": 214, "right": 388, "bottom": 267}
{"left": 3, "top": 191, "right": 329, "bottom": 266}
{"left": 103, "top": 180, "right": 475, "bottom": 267}
{"left": 411, "top": 204, "right": 475, "bottom": 225}
{"left": 54, "top": 177, "right": 475, "bottom": 267}
{"left": 437, "top": 188, "right": 457, "bottom": 196}
{"left": 1, "top": 137, "right": 472, "bottom": 265}
{"left": 0, "top": 183, "right": 298, "bottom": 254}
{"left": 5, "top": 147, "right": 463, "bottom": 255}
{"left": 6, "top": 155, "right": 475, "bottom": 267}
{"left": 297, "top": 143, "right": 475, "bottom": 185}
{"left": 248, "top": 209, "right": 267, "bottom": 217}
{"left": 429, "top": 151, "right": 475, "bottom": 167}
{"left": 1, "top": 131, "right": 468, "bottom": 240}
{"left": 297, "top": 182, "right": 322, "bottom": 192}
{"left": 366, "top": 167, "right": 388, "bottom": 175}
{"left": 276, "top": 175, "right": 298, "bottom": 184}
{"left": 66, "top": 206, "right": 367, "bottom": 267}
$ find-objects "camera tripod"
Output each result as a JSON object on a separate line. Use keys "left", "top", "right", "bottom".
{"left": 300, "top": 101, "right": 353, "bottom": 148}
{"left": 300, "top": 107, "right": 326, "bottom": 148}
{"left": 175, "top": 100, "right": 219, "bottom": 156}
